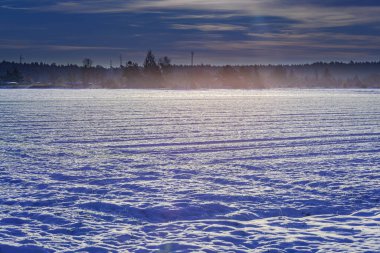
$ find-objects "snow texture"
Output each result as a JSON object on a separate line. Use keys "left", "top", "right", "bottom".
{"left": 0, "top": 89, "right": 379, "bottom": 253}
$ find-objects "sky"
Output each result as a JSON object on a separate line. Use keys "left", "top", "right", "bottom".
{"left": 0, "top": 0, "right": 380, "bottom": 66}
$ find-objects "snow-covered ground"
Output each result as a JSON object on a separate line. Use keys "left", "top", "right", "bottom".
{"left": 0, "top": 89, "right": 379, "bottom": 253}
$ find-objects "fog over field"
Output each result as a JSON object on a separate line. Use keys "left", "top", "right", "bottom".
{"left": 1, "top": 59, "right": 380, "bottom": 89}
{"left": 0, "top": 89, "right": 379, "bottom": 252}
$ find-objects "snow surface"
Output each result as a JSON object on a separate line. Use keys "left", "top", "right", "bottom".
{"left": 0, "top": 89, "right": 379, "bottom": 253}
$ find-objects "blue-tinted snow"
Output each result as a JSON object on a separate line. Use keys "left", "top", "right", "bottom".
{"left": 0, "top": 89, "right": 379, "bottom": 253}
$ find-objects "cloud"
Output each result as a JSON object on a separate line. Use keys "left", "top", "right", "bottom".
{"left": 2, "top": 1, "right": 380, "bottom": 29}
{"left": 0, "top": 5, "right": 31, "bottom": 10}
{"left": 282, "top": 0, "right": 380, "bottom": 7}
{"left": 0, "top": 40, "right": 127, "bottom": 51}
{"left": 176, "top": 37, "right": 378, "bottom": 64}
{"left": 46, "top": 45, "right": 127, "bottom": 51}
{"left": 176, "top": 29, "right": 380, "bottom": 60}
{"left": 1, "top": 0, "right": 379, "bottom": 64}
{"left": 10, "top": 0, "right": 380, "bottom": 34}
{"left": 172, "top": 23, "right": 247, "bottom": 32}
{"left": 163, "top": 13, "right": 242, "bottom": 20}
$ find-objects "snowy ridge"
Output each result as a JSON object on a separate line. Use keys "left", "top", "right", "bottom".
{"left": 0, "top": 89, "right": 379, "bottom": 252}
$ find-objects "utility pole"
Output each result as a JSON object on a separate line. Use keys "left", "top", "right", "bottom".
{"left": 120, "top": 54, "right": 123, "bottom": 67}
{"left": 110, "top": 59, "right": 113, "bottom": 69}
{"left": 191, "top": 51, "right": 194, "bottom": 66}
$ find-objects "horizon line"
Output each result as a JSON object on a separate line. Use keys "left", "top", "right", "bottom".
{"left": 2, "top": 59, "right": 380, "bottom": 69}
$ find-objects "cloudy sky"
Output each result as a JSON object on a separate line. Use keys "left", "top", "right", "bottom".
{"left": 1, "top": 0, "right": 379, "bottom": 66}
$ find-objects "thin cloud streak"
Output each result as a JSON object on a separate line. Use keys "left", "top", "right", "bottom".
{"left": 0, "top": 42, "right": 127, "bottom": 51}
{"left": 172, "top": 24, "right": 247, "bottom": 32}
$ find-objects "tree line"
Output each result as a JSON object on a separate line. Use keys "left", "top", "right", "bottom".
{"left": 1, "top": 50, "right": 380, "bottom": 89}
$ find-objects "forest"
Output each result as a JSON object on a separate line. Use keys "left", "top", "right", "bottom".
{"left": 1, "top": 50, "right": 380, "bottom": 89}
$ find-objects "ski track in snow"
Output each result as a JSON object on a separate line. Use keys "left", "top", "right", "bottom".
{"left": 0, "top": 89, "right": 379, "bottom": 253}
